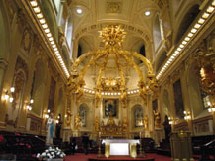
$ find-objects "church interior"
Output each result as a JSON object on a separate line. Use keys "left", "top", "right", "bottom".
{"left": 0, "top": 0, "right": 215, "bottom": 161}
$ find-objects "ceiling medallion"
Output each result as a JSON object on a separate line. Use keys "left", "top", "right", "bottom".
{"left": 68, "top": 25, "right": 158, "bottom": 107}
{"left": 106, "top": 2, "right": 122, "bottom": 13}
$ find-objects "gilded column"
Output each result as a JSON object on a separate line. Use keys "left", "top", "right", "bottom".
{"left": 0, "top": 58, "right": 8, "bottom": 128}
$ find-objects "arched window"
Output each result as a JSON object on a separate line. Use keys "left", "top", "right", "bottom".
{"left": 52, "top": 0, "right": 61, "bottom": 14}
{"left": 77, "top": 44, "right": 82, "bottom": 57}
{"left": 139, "top": 45, "right": 145, "bottom": 57}
{"left": 134, "top": 105, "right": 144, "bottom": 127}
{"left": 175, "top": 5, "right": 200, "bottom": 44}
{"left": 65, "top": 17, "right": 73, "bottom": 51}
{"left": 153, "top": 16, "right": 162, "bottom": 52}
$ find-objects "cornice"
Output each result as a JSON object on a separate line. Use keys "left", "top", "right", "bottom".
{"left": 157, "top": 1, "right": 215, "bottom": 84}
{"left": 19, "top": 0, "right": 69, "bottom": 83}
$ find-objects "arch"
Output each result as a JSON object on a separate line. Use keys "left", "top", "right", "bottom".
{"left": 72, "top": 50, "right": 155, "bottom": 82}
{"left": 77, "top": 44, "right": 83, "bottom": 58}
{"left": 74, "top": 22, "right": 151, "bottom": 46}
{"left": 139, "top": 45, "right": 146, "bottom": 57}
{"left": 31, "top": 58, "right": 47, "bottom": 115}
{"left": 7, "top": 56, "right": 28, "bottom": 128}
{"left": 174, "top": 4, "right": 200, "bottom": 44}
{"left": 77, "top": 35, "right": 95, "bottom": 57}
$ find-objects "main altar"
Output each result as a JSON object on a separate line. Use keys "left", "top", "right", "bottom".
{"left": 102, "top": 139, "right": 140, "bottom": 158}
{"left": 98, "top": 112, "right": 128, "bottom": 138}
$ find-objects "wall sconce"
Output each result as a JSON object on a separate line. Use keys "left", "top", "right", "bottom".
{"left": 44, "top": 109, "right": 51, "bottom": 119}
{"left": 184, "top": 111, "right": 191, "bottom": 120}
{"left": 168, "top": 117, "right": 174, "bottom": 125}
{"left": 55, "top": 114, "right": 62, "bottom": 124}
{"left": 207, "top": 100, "right": 215, "bottom": 113}
{"left": 3, "top": 87, "right": 15, "bottom": 102}
{"left": 26, "top": 99, "right": 34, "bottom": 111}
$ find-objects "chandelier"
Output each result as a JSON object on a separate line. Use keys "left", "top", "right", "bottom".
{"left": 68, "top": 25, "right": 158, "bottom": 107}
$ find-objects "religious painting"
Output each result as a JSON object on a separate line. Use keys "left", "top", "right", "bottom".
{"left": 79, "top": 104, "right": 87, "bottom": 127}
{"left": 173, "top": 79, "right": 184, "bottom": 119}
{"left": 103, "top": 99, "right": 118, "bottom": 118}
{"left": 134, "top": 105, "right": 144, "bottom": 127}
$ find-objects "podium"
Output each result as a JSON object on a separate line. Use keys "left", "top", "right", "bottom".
{"left": 170, "top": 131, "right": 194, "bottom": 161}
{"left": 102, "top": 139, "right": 140, "bottom": 158}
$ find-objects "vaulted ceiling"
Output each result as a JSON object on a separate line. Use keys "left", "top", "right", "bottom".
{"left": 69, "top": 0, "right": 160, "bottom": 57}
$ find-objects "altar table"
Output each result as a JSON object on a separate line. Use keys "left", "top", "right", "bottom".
{"left": 102, "top": 139, "right": 140, "bottom": 158}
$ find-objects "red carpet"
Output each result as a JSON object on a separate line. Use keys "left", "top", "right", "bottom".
{"left": 64, "top": 153, "right": 171, "bottom": 161}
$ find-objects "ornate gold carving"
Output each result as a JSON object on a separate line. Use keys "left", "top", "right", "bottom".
{"left": 94, "top": 116, "right": 100, "bottom": 132}
{"left": 100, "top": 114, "right": 127, "bottom": 136}
{"left": 198, "top": 47, "right": 215, "bottom": 95}
{"left": 74, "top": 113, "right": 81, "bottom": 130}
{"left": 106, "top": 2, "right": 122, "bottom": 13}
{"left": 69, "top": 25, "right": 157, "bottom": 105}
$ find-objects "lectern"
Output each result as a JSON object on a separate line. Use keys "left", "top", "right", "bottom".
{"left": 170, "top": 131, "right": 194, "bottom": 161}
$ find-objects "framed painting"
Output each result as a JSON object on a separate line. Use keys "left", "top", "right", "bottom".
{"left": 103, "top": 99, "right": 119, "bottom": 118}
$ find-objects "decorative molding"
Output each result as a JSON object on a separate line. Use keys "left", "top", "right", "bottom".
{"left": 74, "top": 23, "right": 151, "bottom": 43}
{"left": 0, "top": 58, "right": 8, "bottom": 70}
{"left": 106, "top": 1, "right": 122, "bottom": 13}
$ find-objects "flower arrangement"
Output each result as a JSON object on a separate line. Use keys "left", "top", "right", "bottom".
{"left": 37, "top": 146, "right": 66, "bottom": 160}
{"left": 0, "top": 135, "right": 5, "bottom": 144}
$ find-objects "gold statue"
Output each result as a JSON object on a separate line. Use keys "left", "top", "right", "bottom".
{"left": 94, "top": 116, "right": 100, "bottom": 132}
{"left": 154, "top": 110, "right": 161, "bottom": 128}
{"left": 122, "top": 117, "right": 128, "bottom": 133}
{"left": 107, "top": 111, "right": 116, "bottom": 126}
{"left": 144, "top": 115, "right": 149, "bottom": 130}
{"left": 74, "top": 114, "right": 81, "bottom": 130}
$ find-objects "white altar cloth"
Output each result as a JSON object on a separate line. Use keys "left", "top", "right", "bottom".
{"left": 102, "top": 139, "right": 140, "bottom": 157}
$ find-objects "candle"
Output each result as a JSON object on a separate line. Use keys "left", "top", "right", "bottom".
{"left": 139, "top": 132, "right": 142, "bottom": 138}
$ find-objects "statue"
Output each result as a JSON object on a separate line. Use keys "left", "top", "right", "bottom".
{"left": 107, "top": 111, "right": 116, "bottom": 126}
{"left": 122, "top": 117, "right": 128, "bottom": 133}
{"left": 144, "top": 115, "right": 149, "bottom": 130}
{"left": 46, "top": 113, "right": 55, "bottom": 146}
{"left": 154, "top": 110, "right": 161, "bottom": 128}
{"left": 74, "top": 114, "right": 81, "bottom": 130}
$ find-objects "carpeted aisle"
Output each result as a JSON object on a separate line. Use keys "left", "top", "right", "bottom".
{"left": 64, "top": 153, "right": 171, "bottom": 161}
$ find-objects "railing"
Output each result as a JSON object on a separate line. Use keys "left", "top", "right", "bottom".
{"left": 199, "top": 139, "right": 215, "bottom": 161}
